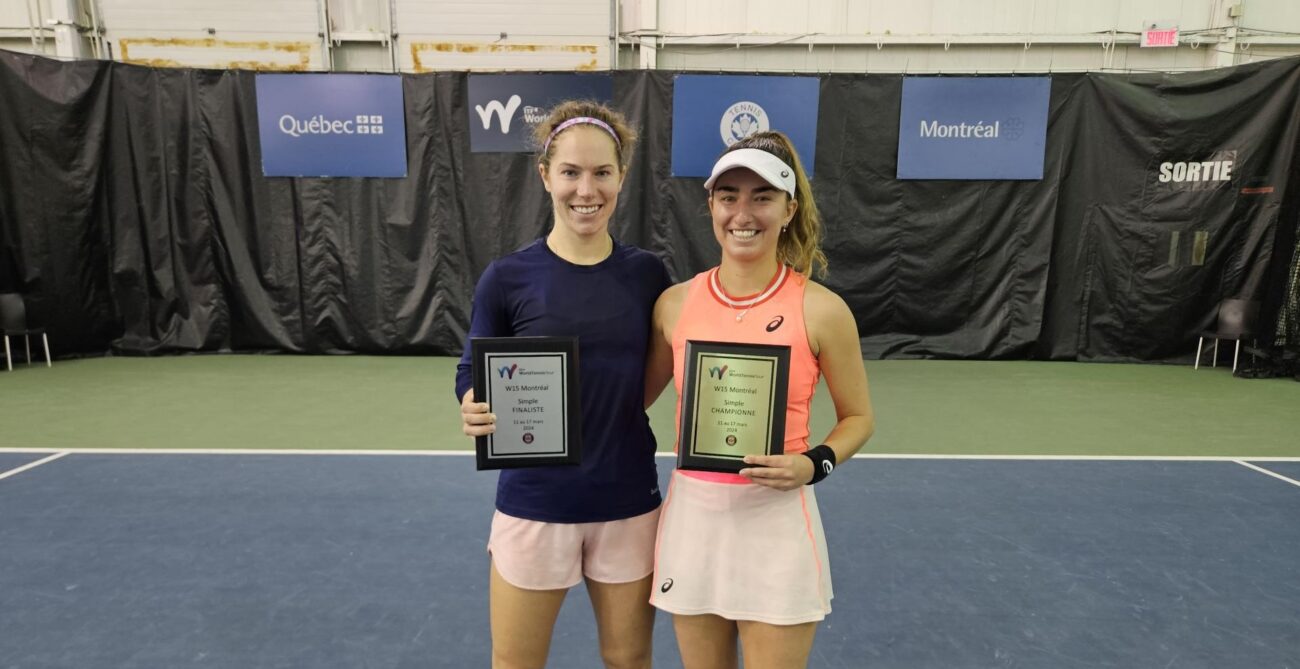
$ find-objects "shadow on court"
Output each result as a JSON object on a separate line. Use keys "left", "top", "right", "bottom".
{"left": 0, "top": 453, "right": 1297, "bottom": 668}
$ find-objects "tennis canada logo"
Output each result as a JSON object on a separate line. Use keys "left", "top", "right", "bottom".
{"left": 497, "top": 363, "right": 519, "bottom": 379}
{"left": 720, "top": 101, "right": 770, "bottom": 146}
{"left": 725, "top": 435, "right": 738, "bottom": 447}
{"left": 522, "top": 433, "right": 534, "bottom": 444}
{"left": 708, "top": 365, "right": 729, "bottom": 379}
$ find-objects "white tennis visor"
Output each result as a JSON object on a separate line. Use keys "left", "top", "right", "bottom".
{"left": 703, "top": 148, "right": 796, "bottom": 197}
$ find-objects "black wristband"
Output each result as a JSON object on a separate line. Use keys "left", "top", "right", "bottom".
{"left": 803, "top": 444, "right": 837, "bottom": 485}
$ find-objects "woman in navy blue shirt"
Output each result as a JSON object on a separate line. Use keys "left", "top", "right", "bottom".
{"left": 457, "top": 100, "right": 670, "bottom": 669}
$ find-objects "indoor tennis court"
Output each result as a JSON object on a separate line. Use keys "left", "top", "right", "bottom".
{"left": 2, "top": 358, "right": 1297, "bottom": 667}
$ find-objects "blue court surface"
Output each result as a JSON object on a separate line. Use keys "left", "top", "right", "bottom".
{"left": 1, "top": 452, "right": 1297, "bottom": 668}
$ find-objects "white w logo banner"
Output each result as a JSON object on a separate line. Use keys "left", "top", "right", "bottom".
{"left": 475, "top": 95, "right": 523, "bottom": 134}
{"left": 467, "top": 74, "right": 612, "bottom": 153}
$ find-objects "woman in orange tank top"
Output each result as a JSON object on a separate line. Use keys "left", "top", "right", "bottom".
{"left": 645, "top": 131, "right": 876, "bottom": 668}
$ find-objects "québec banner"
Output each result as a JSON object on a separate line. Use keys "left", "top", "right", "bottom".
{"left": 670, "top": 75, "right": 820, "bottom": 178}
{"left": 897, "top": 76, "right": 1051, "bottom": 180}
{"left": 255, "top": 74, "right": 407, "bottom": 177}
{"left": 468, "top": 74, "right": 613, "bottom": 153}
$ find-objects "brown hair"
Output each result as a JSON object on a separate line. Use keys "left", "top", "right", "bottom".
{"left": 716, "top": 131, "right": 827, "bottom": 278}
{"left": 533, "top": 100, "right": 638, "bottom": 174}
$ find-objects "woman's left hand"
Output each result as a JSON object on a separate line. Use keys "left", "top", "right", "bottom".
{"left": 739, "top": 454, "right": 814, "bottom": 491}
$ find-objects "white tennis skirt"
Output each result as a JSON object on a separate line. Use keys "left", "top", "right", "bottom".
{"left": 650, "top": 471, "right": 833, "bottom": 625}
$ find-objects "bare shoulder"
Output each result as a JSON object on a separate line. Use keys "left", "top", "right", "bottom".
{"left": 802, "top": 280, "right": 859, "bottom": 356}
{"left": 656, "top": 281, "right": 688, "bottom": 312}
{"left": 803, "top": 280, "right": 854, "bottom": 327}
{"left": 653, "top": 281, "right": 690, "bottom": 330}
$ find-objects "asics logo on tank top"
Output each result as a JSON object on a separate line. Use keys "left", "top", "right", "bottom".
{"left": 660, "top": 578, "right": 674, "bottom": 593}
{"left": 766, "top": 315, "right": 785, "bottom": 332}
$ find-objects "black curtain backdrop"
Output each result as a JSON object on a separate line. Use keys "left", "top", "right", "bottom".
{"left": 2, "top": 49, "right": 1298, "bottom": 361}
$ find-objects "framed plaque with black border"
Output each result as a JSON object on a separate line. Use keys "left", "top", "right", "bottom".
{"left": 471, "top": 336, "right": 581, "bottom": 470}
{"left": 677, "top": 340, "right": 789, "bottom": 473}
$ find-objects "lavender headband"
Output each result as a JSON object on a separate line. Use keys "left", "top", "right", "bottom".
{"left": 542, "top": 117, "right": 622, "bottom": 154}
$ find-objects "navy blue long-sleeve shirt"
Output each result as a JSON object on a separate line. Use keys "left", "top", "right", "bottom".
{"left": 456, "top": 238, "right": 671, "bottom": 523}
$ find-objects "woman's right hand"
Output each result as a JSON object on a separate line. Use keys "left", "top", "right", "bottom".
{"left": 461, "top": 390, "right": 496, "bottom": 437}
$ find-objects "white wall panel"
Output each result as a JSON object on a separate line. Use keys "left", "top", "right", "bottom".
{"left": 0, "top": 0, "right": 54, "bottom": 54}
{"left": 5, "top": 0, "right": 1295, "bottom": 72}
{"left": 399, "top": 37, "right": 608, "bottom": 72}
{"left": 396, "top": 0, "right": 607, "bottom": 37}
{"left": 1240, "top": 0, "right": 1300, "bottom": 28}
{"left": 395, "top": 0, "right": 610, "bottom": 71}
{"left": 653, "top": 41, "right": 1284, "bottom": 73}
{"left": 0, "top": 0, "right": 44, "bottom": 28}
{"left": 109, "top": 37, "right": 324, "bottom": 69}
{"left": 99, "top": 0, "right": 324, "bottom": 70}
{"left": 655, "top": 0, "right": 1243, "bottom": 35}
{"left": 100, "top": 0, "right": 320, "bottom": 33}
{"left": 328, "top": 0, "right": 387, "bottom": 34}
{"left": 641, "top": 0, "right": 1300, "bottom": 72}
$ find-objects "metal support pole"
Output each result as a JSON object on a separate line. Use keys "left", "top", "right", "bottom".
{"left": 50, "top": 0, "right": 88, "bottom": 58}
{"left": 387, "top": 0, "right": 397, "bottom": 72}
{"left": 318, "top": 0, "right": 334, "bottom": 71}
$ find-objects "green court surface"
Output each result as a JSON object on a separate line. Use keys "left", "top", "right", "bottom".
{"left": 1, "top": 355, "right": 1297, "bottom": 457}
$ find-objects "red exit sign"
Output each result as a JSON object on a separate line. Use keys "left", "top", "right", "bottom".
{"left": 1141, "top": 25, "right": 1179, "bottom": 48}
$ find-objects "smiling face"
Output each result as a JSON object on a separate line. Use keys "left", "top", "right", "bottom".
{"left": 708, "top": 167, "right": 797, "bottom": 265}
{"left": 538, "top": 125, "right": 624, "bottom": 242}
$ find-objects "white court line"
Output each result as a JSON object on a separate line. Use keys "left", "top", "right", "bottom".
{"left": 1234, "top": 460, "right": 1300, "bottom": 488}
{"left": 846, "top": 453, "right": 1300, "bottom": 462}
{"left": 0, "top": 452, "right": 69, "bottom": 481}
{"left": 0, "top": 448, "right": 472, "bottom": 456}
{"left": 0, "top": 448, "right": 1298, "bottom": 462}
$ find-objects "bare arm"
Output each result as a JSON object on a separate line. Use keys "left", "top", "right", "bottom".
{"left": 644, "top": 283, "right": 686, "bottom": 409}
{"left": 806, "top": 283, "right": 874, "bottom": 463}
{"left": 742, "top": 282, "right": 874, "bottom": 489}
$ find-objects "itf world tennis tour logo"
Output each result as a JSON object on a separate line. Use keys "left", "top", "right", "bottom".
{"left": 474, "top": 95, "right": 547, "bottom": 134}
{"left": 720, "top": 101, "right": 769, "bottom": 146}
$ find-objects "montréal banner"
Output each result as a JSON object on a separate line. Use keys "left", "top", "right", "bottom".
{"left": 897, "top": 76, "right": 1051, "bottom": 180}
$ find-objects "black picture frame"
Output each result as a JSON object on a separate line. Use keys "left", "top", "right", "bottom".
{"left": 471, "top": 336, "right": 582, "bottom": 470}
{"left": 677, "top": 339, "right": 789, "bottom": 474}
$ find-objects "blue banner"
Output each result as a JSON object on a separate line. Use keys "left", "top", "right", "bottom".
{"left": 671, "top": 75, "right": 820, "bottom": 178}
{"left": 897, "top": 77, "right": 1051, "bottom": 180}
{"left": 255, "top": 74, "right": 406, "bottom": 178}
{"left": 468, "top": 74, "right": 613, "bottom": 153}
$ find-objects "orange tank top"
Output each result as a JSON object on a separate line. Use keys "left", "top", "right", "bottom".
{"left": 671, "top": 265, "right": 821, "bottom": 484}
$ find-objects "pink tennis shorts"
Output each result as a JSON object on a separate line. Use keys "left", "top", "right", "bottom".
{"left": 488, "top": 507, "right": 660, "bottom": 591}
